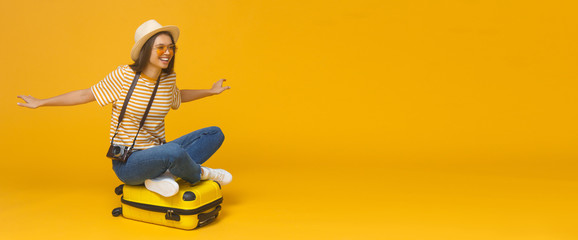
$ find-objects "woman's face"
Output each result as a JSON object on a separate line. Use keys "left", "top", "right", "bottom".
{"left": 148, "top": 34, "right": 175, "bottom": 70}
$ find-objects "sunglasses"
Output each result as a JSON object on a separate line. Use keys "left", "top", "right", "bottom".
{"left": 155, "top": 45, "right": 177, "bottom": 56}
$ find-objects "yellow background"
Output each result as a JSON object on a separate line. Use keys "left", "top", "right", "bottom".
{"left": 2, "top": 0, "right": 578, "bottom": 239}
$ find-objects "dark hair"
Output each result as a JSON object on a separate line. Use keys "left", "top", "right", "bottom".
{"left": 129, "top": 31, "right": 176, "bottom": 74}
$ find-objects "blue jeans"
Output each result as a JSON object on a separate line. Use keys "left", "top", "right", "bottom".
{"left": 112, "top": 126, "right": 225, "bottom": 185}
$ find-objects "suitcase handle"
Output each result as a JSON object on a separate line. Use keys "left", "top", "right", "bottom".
{"left": 164, "top": 205, "right": 221, "bottom": 225}
{"left": 197, "top": 205, "right": 221, "bottom": 228}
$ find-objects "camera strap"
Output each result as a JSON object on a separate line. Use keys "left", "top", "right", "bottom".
{"left": 110, "top": 72, "right": 161, "bottom": 151}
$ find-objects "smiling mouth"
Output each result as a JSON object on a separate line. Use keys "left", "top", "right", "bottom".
{"left": 160, "top": 57, "right": 170, "bottom": 62}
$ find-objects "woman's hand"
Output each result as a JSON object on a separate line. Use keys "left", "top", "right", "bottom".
{"left": 180, "top": 79, "right": 231, "bottom": 103}
{"left": 211, "top": 79, "right": 231, "bottom": 95}
{"left": 17, "top": 95, "right": 44, "bottom": 109}
{"left": 16, "top": 89, "right": 95, "bottom": 108}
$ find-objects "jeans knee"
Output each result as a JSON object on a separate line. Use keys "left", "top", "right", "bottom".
{"left": 206, "top": 126, "right": 222, "bottom": 134}
{"left": 205, "top": 126, "right": 224, "bottom": 142}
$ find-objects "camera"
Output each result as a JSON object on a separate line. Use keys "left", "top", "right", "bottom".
{"left": 106, "top": 144, "right": 133, "bottom": 162}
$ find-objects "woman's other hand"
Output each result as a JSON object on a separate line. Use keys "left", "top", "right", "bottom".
{"left": 16, "top": 89, "right": 95, "bottom": 108}
{"left": 17, "top": 95, "right": 44, "bottom": 109}
{"left": 211, "top": 79, "right": 231, "bottom": 95}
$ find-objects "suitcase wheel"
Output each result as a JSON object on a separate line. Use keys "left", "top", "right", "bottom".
{"left": 115, "top": 184, "right": 124, "bottom": 195}
{"left": 112, "top": 207, "right": 122, "bottom": 217}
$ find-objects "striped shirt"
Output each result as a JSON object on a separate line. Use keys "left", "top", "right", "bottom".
{"left": 91, "top": 65, "right": 181, "bottom": 149}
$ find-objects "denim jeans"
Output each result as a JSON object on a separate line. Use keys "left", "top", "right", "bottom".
{"left": 112, "top": 126, "right": 225, "bottom": 185}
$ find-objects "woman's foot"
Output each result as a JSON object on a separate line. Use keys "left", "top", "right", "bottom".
{"left": 201, "top": 166, "right": 233, "bottom": 185}
{"left": 144, "top": 171, "right": 179, "bottom": 197}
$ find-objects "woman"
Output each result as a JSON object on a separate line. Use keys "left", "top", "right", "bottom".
{"left": 17, "top": 20, "right": 232, "bottom": 197}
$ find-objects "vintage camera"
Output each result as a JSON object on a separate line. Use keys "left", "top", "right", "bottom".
{"left": 106, "top": 144, "right": 133, "bottom": 162}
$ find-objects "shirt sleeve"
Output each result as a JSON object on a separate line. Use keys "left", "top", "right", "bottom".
{"left": 172, "top": 83, "right": 182, "bottom": 110}
{"left": 91, "top": 66, "right": 125, "bottom": 106}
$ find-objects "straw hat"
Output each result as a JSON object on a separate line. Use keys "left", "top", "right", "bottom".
{"left": 130, "top": 20, "right": 180, "bottom": 61}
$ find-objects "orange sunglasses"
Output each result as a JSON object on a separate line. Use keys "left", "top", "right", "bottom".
{"left": 155, "top": 45, "right": 177, "bottom": 56}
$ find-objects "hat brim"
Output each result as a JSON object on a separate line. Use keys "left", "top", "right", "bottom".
{"left": 130, "top": 25, "right": 180, "bottom": 61}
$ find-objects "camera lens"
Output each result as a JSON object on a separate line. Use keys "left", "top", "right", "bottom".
{"left": 113, "top": 146, "right": 122, "bottom": 156}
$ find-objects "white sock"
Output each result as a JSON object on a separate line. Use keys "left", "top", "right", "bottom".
{"left": 201, "top": 167, "right": 211, "bottom": 180}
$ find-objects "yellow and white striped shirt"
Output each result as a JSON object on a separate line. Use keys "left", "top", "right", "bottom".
{"left": 91, "top": 65, "right": 181, "bottom": 149}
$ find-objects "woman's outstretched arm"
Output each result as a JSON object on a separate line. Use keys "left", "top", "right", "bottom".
{"left": 17, "top": 88, "right": 96, "bottom": 109}
{"left": 181, "top": 79, "right": 230, "bottom": 103}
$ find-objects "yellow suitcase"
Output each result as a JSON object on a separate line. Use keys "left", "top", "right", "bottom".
{"left": 112, "top": 179, "right": 223, "bottom": 230}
